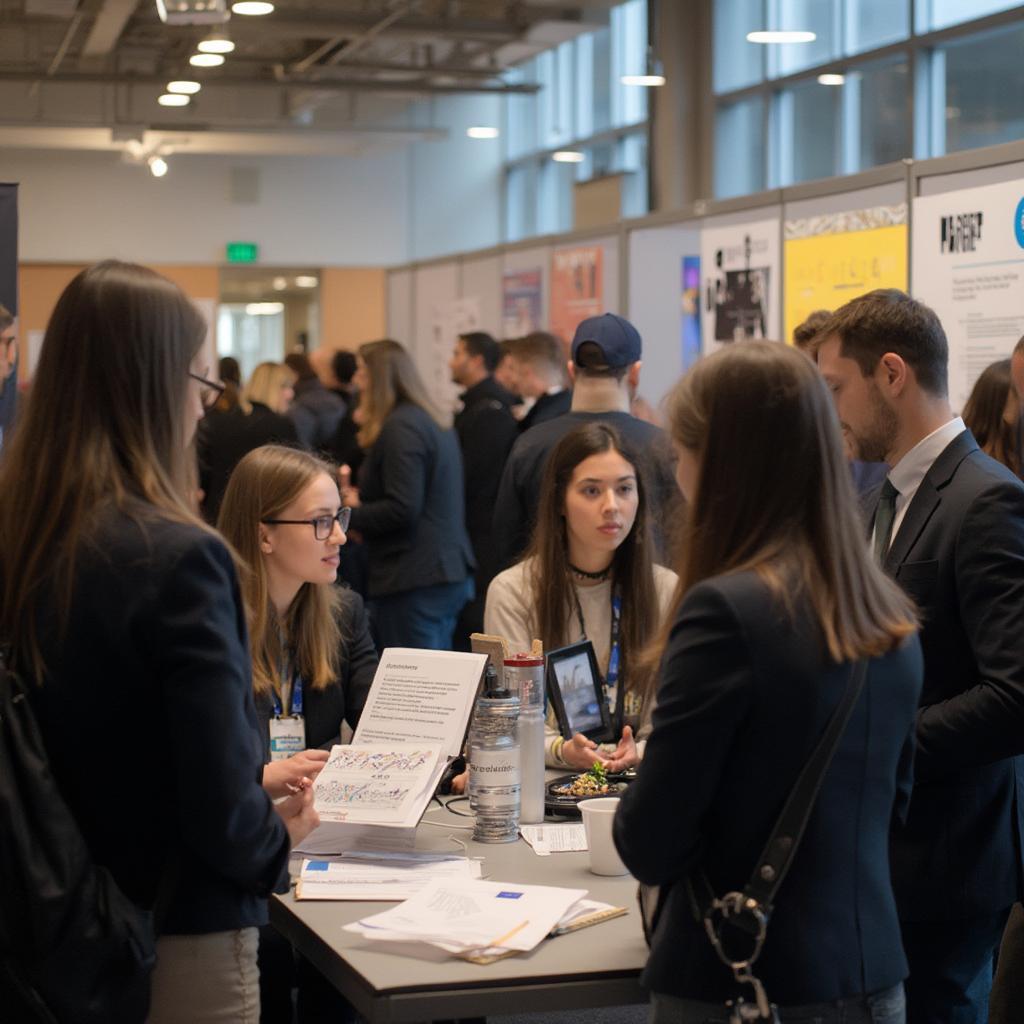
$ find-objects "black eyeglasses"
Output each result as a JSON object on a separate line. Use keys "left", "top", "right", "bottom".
{"left": 189, "top": 371, "right": 226, "bottom": 409}
{"left": 262, "top": 507, "right": 352, "bottom": 540}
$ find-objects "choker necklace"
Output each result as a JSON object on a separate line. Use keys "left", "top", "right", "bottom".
{"left": 569, "top": 562, "right": 612, "bottom": 582}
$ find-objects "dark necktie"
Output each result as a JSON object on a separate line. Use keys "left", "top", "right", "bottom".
{"left": 873, "top": 478, "right": 900, "bottom": 563}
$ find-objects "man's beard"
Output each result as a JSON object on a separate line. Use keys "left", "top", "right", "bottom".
{"left": 847, "top": 384, "right": 898, "bottom": 463}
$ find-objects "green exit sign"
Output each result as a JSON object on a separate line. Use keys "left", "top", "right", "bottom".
{"left": 226, "top": 242, "right": 258, "bottom": 263}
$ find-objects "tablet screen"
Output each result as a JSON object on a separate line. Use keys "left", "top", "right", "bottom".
{"left": 552, "top": 648, "right": 604, "bottom": 735}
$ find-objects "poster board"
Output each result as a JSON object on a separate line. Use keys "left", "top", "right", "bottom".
{"left": 784, "top": 204, "right": 908, "bottom": 343}
{"left": 912, "top": 178, "right": 1024, "bottom": 412}
{"left": 700, "top": 214, "right": 781, "bottom": 353}
{"left": 550, "top": 244, "right": 603, "bottom": 348}
{"left": 502, "top": 268, "right": 543, "bottom": 337}
{"left": 460, "top": 255, "right": 502, "bottom": 338}
{"left": 412, "top": 262, "right": 459, "bottom": 408}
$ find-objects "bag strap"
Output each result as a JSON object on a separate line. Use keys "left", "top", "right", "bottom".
{"left": 691, "top": 659, "right": 869, "bottom": 925}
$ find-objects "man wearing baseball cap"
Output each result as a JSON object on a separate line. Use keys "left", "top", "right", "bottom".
{"left": 492, "top": 312, "right": 677, "bottom": 571}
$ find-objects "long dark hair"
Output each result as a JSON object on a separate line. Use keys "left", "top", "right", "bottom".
{"left": 0, "top": 260, "right": 210, "bottom": 676}
{"left": 662, "top": 341, "right": 916, "bottom": 662}
{"left": 525, "top": 422, "right": 660, "bottom": 709}
{"left": 962, "top": 358, "right": 1019, "bottom": 475}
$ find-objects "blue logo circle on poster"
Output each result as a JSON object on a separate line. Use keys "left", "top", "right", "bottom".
{"left": 1016, "top": 198, "right": 1024, "bottom": 249}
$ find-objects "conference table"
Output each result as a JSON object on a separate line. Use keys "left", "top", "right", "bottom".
{"left": 270, "top": 798, "right": 649, "bottom": 1023}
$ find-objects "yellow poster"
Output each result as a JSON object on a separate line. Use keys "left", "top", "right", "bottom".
{"left": 784, "top": 207, "right": 908, "bottom": 344}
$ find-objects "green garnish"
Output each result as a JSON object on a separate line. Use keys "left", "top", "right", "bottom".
{"left": 588, "top": 761, "right": 607, "bottom": 785}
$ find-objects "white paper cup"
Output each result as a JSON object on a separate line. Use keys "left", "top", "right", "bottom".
{"left": 579, "top": 796, "right": 629, "bottom": 876}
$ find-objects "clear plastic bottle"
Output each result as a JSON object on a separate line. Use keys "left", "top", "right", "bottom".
{"left": 469, "top": 664, "right": 521, "bottom": 843}
{"left": 505, "top": 654, "right": 545, "bottom": 824}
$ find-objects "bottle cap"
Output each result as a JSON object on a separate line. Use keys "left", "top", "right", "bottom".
{"left": 504, "top": 652, "right": 543, "bottom": 667}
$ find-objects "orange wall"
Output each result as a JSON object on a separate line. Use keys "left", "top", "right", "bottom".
{"left": 319, "top": 267, "right": 386, "bottom": 352}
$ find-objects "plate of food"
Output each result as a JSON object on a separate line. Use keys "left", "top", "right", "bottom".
{"left": 544, "top": 762, "right": 635, "bottom": 818}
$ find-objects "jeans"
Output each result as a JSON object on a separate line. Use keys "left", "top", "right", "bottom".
{"left": 649, "top": 983, "right": 905, "bottom": 1024}
{"left": 370, "top": 577, "right": 474, "bottom": 651}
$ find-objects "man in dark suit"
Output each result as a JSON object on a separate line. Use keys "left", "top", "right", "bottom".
{"left": 492, "top": 313, "right": 677, "bottom": 572}
{"left": 449, "top": 330, "right": 519, "bottom": 646}
{"left": 818, "top": 289, "right": 1024, "bottom": 1024}
{"left": 511, "top": 331, "right": 571, "bottom": 432}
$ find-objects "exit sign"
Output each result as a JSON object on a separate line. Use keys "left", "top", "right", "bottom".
{"left": 226, "top": 242, "right": 258, "bottom": 263}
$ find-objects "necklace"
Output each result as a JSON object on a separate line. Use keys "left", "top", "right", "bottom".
{"left": 568, "top": 561, "right": 611, "bottom": 582}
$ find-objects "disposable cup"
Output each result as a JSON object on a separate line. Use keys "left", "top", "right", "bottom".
{"left": 579, "top": 796, "right": 629, "bottom": 876}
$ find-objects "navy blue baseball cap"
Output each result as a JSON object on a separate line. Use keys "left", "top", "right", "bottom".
{"left": 570, "top": 313, "right": 642, "bottom": 369}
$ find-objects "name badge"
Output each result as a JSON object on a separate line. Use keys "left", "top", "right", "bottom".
{"left": 269, "top": 715, "right": 305, "bottom": 761}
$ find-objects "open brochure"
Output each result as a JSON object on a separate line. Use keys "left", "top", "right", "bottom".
{"left": 295, "top": 648, "right": 486, "bottom": 854}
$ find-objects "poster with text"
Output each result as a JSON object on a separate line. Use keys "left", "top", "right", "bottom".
{"left": 431, "top": 297, "right": 481, "bottom": 409}
{"left": 550, "top": 245, "right": 603, "bottom": 349}
{"left": 784, "top": 205, "right": 907, "bottom": 343}
{"left": 913, "top": 179, "right": 1024, "bottom": 413}
{"left": 681, "top": 256, "right": 701, "bottom": 370}
{"left": 700, "top": 218, "right": 780, "bottom": 352}
{"left": 502, "top": 269, "right": 543, "bottom": 338}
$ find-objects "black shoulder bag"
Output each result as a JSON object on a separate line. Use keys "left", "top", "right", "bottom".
{"left": 640, "top": 660, "right": 868, "bottom": 1023}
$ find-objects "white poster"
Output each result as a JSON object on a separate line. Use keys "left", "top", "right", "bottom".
{"left": 912, "top": 179, "right": 1024, "bottom": 413}
{"left": 429, "top": 296, "right": 480, "bottom": 408}
{"left": 700, "top": 216, "right": 781, "bottom": 354}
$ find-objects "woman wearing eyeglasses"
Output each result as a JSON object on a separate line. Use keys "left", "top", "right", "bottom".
{"left": 0, "top": 261, "right": 312, "bottom": 1024}
{"left": 217, "top": 443, "right": 378, "bottom": 1024}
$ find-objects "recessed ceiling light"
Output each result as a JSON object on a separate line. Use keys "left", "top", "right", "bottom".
{"left": 158, "top": 93, "right": 190, "bottom": 106}
{"left": 198, "top": 39, "right": 235, "bottom": 54}
{"left": 295, "top": 275, "right": 318, "bottom": 288}
{"left": 246, "top": 302, "right": 285, "bottom": 315}
{"left": 621, "top": 74, "right": 666, "bottom": 87}
{"left": 817, "top": 73, "right": 845, "bottom": 85}
{"left": 148, "top": 156, "right": 168, "bottom": 177}
{"left": 189, "top": 53, "right": 225, "bottom": 67}
{"left": 232, "top": 1, "right": 274, "bottom": 14}
{"left": 272, "top": 276, "right": 288, "bottom": 291}
{"left": 167, "top": 80, "right": 201, "bottom": 94}
{"left": 746, "top": 30, "right": 817, "bottom": 44}
{"left": 467, "top": 126, "right": 500, "bottom": 139}
{"left": 552, "top": 150, "right": 585, "bottom": 163}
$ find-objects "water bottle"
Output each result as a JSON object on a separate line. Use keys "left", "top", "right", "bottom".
{"left": 469, "top": 663, "right": 521, "bottom": 843}
{"left": 505, "top": 653, "right": 545, "bottom": 824}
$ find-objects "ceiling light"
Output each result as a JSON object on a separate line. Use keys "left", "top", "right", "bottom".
{"left": 467, "top": 126, "right": 500, "bottom": 139}
{"left": 746, "top": 30, "right": 817, "bottom": 43}
{"left": 198, "top": 38, "right": 235, "bottom": 54}
{"left": 272, "top": 276, "right": 287, "bottom": 291}
{"left": 167, "top": 80, "right": 201, "bottom": 94}
{"left": 232, "top": 1, "right": 274, "bottom": 14}
{"left": 148, "top": 156, "right": 168, "bottom": 178}
{"left": 190, "top": 52, "right": 225, "bottom": 67}
{"left": 552, "top": 150, "right": 584, "bottom": 163}
{"left": 817, "top": 73, "right": 845, "bottom": 85}
{"left": 295, "top": 275, "right": 317, "bottom": 288}
{"left": 246, "top": 302, "right": 284, "bottom": 315}
{"left": 622, "top": 47, "right": 665, "bottom": 87}
{"left": 158, "top": 93, "right": 190, "bottom": 106}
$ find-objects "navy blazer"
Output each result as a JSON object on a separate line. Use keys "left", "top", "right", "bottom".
{"left": 29, "top": 506, "right": 289, "bottom": 935}
{"left": 874, "top": 429, "right": 1024, "bottom": 920}
{"left": 349, "top": 402, "right": 474, "bottom": 598}
{"left": 614, "top": 570, "right": 923, "bottom": 1005}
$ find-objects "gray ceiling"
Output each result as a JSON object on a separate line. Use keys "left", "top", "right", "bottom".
{"left": 0, "top": 0, "right": 616, "bottom": 157}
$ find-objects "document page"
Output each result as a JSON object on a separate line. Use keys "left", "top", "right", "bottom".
{"left": 353, "top": 649, "right": 487, "bottom": 759}
{"left": 312, "top": 744, "right": 442, "bottom": 827}
{"left": 519, "top": 823, "right": 588, "bottom": 856}
{"left": 296, "top": 853, "right": 482, "bottom": 901}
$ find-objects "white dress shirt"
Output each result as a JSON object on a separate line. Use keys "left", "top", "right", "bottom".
{"left": 874, "top": 416, "right": 966, "bottom": 552}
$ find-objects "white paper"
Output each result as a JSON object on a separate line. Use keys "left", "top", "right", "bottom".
{"left": 344, "top": 879, "right": 587, "bottom": 954}
{"left": 297, "top": 853, "right": 482, "bottom": 901}
{"left": 519, "top": 823, "right": 588, "bottom": 856}
{"left": 312, "top": 743, "right": 442, "bottom": 827}
{"left": 353, "top": 648, "right": 487, "bottom": 759}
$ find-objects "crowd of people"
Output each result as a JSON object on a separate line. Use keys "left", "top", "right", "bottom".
{"left": 2, "top": 262, "right": 1024, "bottom": 1024}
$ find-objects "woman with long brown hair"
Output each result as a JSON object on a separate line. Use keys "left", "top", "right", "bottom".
{"left": 614, "top": 341, "right": 923, "bottom": 1022}
{"left": 962, "top": 357, "right": 1020, "bottom": 476}
{"left": 485, "top": 422, "right": 676, "bottom": 771}
{"left": 338, "top": 338, "right": 474, "bottom": 649}
{"left": 217, "top": 444, "right": 377, "bottom": 1024}
{"left": 0, "top": 261, "right": 315, "bottom": 1023}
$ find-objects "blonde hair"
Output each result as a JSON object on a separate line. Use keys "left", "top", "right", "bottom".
{"left": 662, "top": 341, "right": 917, "bottom": 663}
{"left": 356, "top": 339, "right": 449, "bottom": 448}
{"left": 244, "top": 362, "right": 295, "bottom": 414}
{"left": 217, "top": 445, "right": 344, "bottom": 695}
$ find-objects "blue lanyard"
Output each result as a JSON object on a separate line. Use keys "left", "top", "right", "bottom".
{"left": 572, "top": 586, "right": 622, "bottom": 692}
{"left": 272, "top": 673, "right": 304, "bottom": 718}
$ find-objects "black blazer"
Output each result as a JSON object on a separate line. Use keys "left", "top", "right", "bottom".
{"left": 875, "top": 428, "right": 1024, "bottom": 920}
{"left": 349, "top": 402, "right": 474, "bottom": 598}
{"left": 518, "top": 388, "right": 571, "bottom": 433}
{"left": 28, "top": 506, "right": 289, "bottom": 935}
{"left": 454, "top": 377, "right": 519, "bottom": 589}
{"left": 614, "top": 570, "right": 923, "bottom": 1005}
{"left": 198, "top": 401, "right": 300, "bottom": 523}
{"left": 254, "top": 588, "right": 378, "bottom": 752}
